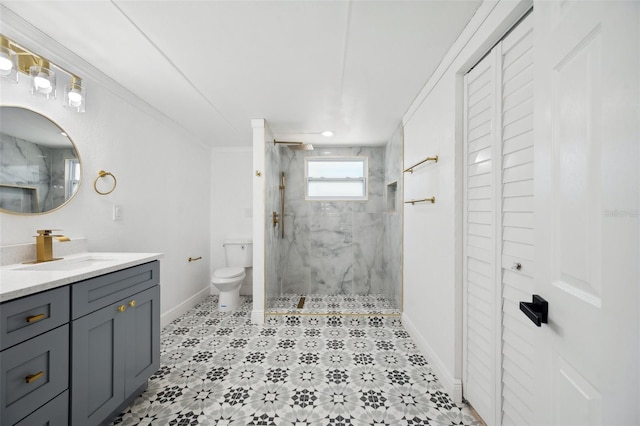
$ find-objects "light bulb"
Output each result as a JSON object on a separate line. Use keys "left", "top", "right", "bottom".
{"left": 34, "top": 73, "right": 52, "bottom": 93}
{"left": 321, "top": 130, "right": 334, "bottom": 137}
{"left": 67, "top": 89, "right": 82, "bottom": 107}
{"left": 0, "top": 56, "right": 13, "bottom": 74}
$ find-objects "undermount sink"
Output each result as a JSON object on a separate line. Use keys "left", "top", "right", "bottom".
{"left": 15, "top": 255, "right": 119, "bottom": 272}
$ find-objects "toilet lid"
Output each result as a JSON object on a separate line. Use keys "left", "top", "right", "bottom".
{"left": 214, "top": 267, "right": 244, "bottom": 279}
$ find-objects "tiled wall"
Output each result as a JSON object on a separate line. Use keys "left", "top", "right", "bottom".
{"left": 265, "top": 140, "right": 283, "bottom": 300}
{"left": 276, "top": 146, "right": 386, "bottom": 296}
{"left": 0, "top": 132, "right": 77, "bottom": 212}
{"left": 383, "top": 125, "right": 403, "bottom": 308}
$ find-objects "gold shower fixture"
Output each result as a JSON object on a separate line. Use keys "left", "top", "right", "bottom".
{"left": 273, "top": 140, "right": 314, "bottom": 151}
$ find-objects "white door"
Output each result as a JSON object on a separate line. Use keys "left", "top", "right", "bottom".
{"left": 463, "top": 12, "right": 535, "bottom": 425}
{"left": 533, "top": 2, "right": 639, "bottom": 424}
{"left": 498, "top": 15, "right": 536, "bottom": 426}
{"left": 463, "top": 45, "right": 499, "bottom": 426}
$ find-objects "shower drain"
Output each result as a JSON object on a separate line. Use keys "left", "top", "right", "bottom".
{"left": 297, "top": 296, "right": 306, "bottom": 309}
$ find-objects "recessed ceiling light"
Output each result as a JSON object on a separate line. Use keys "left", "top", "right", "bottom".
{"left": 321, "top": 130, "right": 334, "bottom": 137}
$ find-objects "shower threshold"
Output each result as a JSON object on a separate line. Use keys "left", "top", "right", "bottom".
{"left": 266, "top": 293, "right": 401, "bottom": 316}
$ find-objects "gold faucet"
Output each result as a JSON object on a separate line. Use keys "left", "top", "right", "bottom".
{"left": 32, "top": 229, "right": 70, "bottom": 263}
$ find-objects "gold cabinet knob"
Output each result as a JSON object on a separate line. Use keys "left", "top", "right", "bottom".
{"left": 117, "top": 305, "right": 126, "bottom": 312}
{"left": 129, "top": 300, "right": 136, "bottom": 308}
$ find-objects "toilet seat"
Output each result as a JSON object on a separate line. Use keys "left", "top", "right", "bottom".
{"left": 212, "top": 267, "right": 246, "bottom": 286}
{"left": 214, "top": 267, "right": 244, "bottom": 279}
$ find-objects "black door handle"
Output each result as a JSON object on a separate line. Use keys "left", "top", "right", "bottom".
{"left": 519, "top": 295, "right": 548, "bottom": 327}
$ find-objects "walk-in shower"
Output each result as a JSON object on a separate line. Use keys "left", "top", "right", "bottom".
{"left": 265, "top": 130, "right": 404, "bottom": 315}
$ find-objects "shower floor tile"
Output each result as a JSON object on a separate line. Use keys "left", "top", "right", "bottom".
{"left": 110, "top": 296, "right": 481, "bottom": 426}
{"left": 267, "top": 293, "right": 401, "bottom": 315}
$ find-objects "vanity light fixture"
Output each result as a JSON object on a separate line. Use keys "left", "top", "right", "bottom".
{"left": 0, "top": 34, "right": 86, "bottom": 112}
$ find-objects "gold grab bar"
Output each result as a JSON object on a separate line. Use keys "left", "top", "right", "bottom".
{"left": 404, "top": 197, "right": 436, "bottom": 205}
{"left": 188, "top": 256, "right": 202, "bottom": 262}
{"left": 403, "top": 155, "right": 438, "bottom": 173}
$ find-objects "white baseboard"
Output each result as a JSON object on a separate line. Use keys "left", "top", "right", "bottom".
{"left": 251, "top": 309, "right": 264, "bottom": 325}
{"left": 161, "top": 287, "right": 210, "bottom": 328}
{"left": 402, "top": 312, "right": 463, "bottom": 404}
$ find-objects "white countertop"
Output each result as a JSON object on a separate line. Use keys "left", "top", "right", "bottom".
{"left": 0, "top": 252, "right": 163, "bottom": 302}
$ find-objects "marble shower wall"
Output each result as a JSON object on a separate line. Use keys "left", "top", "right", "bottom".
{"left": 383, "top": 125, "right": 404, "bottom": 308}
{"left": 278, "top": 146, "right": 386, "bottom": 296}
{"left": 265, "top": 140, "right": 283, "bottom": 302}
{"left": 0, "top": 132, "right": 77, "bottom": 212}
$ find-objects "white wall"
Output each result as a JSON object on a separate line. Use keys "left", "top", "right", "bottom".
{"left": 401, "top": 0, "right": 531, "bottom": 402}
{"left": 251, "top": 119, "right": 271, "bottom": 324}
{"left": 0, "top": 21, "right": 212, "bottom": 327}
{"left": 210, "top": 147, "right": 253, "bottom": 295}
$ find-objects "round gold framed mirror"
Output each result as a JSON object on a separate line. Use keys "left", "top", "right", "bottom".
{"left": 0, "top": 106, "right": 81, "bottom": 214}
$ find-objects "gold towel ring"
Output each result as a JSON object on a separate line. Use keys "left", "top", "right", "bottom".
{"left": 94, "top": 170, "right": 117, "bottom": 195}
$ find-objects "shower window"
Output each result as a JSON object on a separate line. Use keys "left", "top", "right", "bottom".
{"left": 305, "top": 157, "right": 368, "bottom": 200}
{"left": 64, "top": 158, "right": 80, "bottom": 200}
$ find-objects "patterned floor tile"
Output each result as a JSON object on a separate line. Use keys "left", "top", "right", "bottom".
{"left": 111, "top": 295, "right": 480, "bottom": 426}
{"left": 266, "top": 293, "right": 401, "bottom": 315}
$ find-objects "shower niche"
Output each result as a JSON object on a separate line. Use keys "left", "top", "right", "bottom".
{"left": 386, "top": 181, "right": 398, "bottom": 213}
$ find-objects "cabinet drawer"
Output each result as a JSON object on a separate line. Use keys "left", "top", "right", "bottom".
{"left": 72, "top": 261, "right": 159, "bottom": 319}
{"left": 0, "top": 286, "right": 69, "bottom": 350}
{"left": 0, "top": 325, "right": 69, "bottom": 426}
{"left": 14, "top": 390, "right": 68, "bottom": 426}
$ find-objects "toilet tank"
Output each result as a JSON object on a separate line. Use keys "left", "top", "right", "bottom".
{"left": 223, "top": 239, "right": 253, "bottom": 267}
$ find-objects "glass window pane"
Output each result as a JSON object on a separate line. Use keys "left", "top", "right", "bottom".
{"left": 307, "top": 160, "right": 364, "bottom": 178}
{"left": 307, "top": 180, "right": 365, "bottom": 198}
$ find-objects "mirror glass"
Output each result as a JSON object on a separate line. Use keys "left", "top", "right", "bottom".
{"left": 0, "top": 106, "right": 81, "bottom": 214}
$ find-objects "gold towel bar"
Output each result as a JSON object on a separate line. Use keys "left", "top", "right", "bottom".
{"left": 404, "top": 155, "right": 438, "bottom": 173}
{"left": 188, "top": 256, "right": 202, "bottom": 262}
{"left": 405, "top": 197, "right": 436, "bottom": 205}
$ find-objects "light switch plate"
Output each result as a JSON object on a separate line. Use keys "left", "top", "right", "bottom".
{"left": 113, "top": 204, "right": 122, "bottom": 221}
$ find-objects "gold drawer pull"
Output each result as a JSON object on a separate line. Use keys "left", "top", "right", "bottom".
{"left": 117, "top": 305, "right": 126, "bottom": 313}
{"left": 129, "top": 300, "right": 136, "bottom": 308}
{"left": 26, "top": 371, "right": 45, "bottom": 384}
{"left": 26, "top": 313, "right": 46, "bottom": 323}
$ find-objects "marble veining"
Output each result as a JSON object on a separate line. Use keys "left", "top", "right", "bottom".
{"left": 266, "top": 137, "right": 404, "bottom": 310}
{"left": 383, "top": 126, "right": 404, "bottom": 308}
{"left": 271, "top": 147, "right": 388, "bottom": 299}
{"left": 0, "top": 132, "right": 77, "bottom": 212}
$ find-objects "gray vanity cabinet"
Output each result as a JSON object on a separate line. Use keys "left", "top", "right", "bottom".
{"left": 0, "top": 286, "right": 70, "bottom": 426}
{"left": 71, "top": 261, "right": 160, "bottom": 426}
{"left": 124, "top": 285, "right": 160, "bottom": 396}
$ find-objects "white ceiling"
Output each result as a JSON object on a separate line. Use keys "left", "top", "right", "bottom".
{"left": 2, "top": 1, "right": 482, "bottom": 147}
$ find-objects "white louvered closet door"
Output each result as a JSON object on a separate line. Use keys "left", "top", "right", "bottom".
{"left": 463, "top": 44, "right": 498, "bottom": 426}
{"left": 463, "top": 12, "right": 533, "bottom": 426}
{"left": 498, "top": 15, "right": 534, "bottom": 426}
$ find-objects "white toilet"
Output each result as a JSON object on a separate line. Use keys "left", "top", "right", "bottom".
{"left": 212, "top": 239, "right": 252, "bottom": 312}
